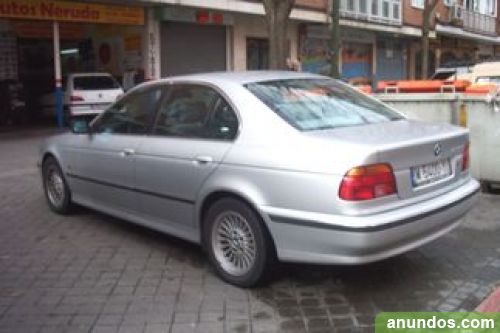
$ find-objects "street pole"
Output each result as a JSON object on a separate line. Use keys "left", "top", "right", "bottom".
{"left": 53, "top": 21, "right": 63, "bottom": 128}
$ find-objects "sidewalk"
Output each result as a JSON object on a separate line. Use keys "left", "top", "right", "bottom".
{"left": 1, "top": 132, "right": 500, "bottom": 333}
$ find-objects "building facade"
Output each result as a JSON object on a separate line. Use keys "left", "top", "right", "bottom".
{"left": 404, "top": 0, "right": 500, "bottom": 79}
{"left": 1, "top": 0, "right": 500, "bottom": 129}
{"left": 301, "top": 0, "right": 500, "bottom": 83}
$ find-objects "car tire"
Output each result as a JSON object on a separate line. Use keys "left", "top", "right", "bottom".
{"left": 204, "top": 198, "right": 276, "bottom": 287}
{"left": 42, "top": 156, "right": 72, "bottom": 214}
{"left": 481, "top": 181, "right": 493, "bottom": 193}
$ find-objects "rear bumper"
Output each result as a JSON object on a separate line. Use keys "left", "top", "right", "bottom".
{"left": 69, "top": 104, "right": 109, "bottom": 116}
{"left": 262, "top": 178, "right": 480, "bottom": 265}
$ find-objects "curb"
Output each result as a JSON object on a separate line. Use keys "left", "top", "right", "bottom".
{"left": 476, "top": 287, "right": 500, "bottom": 312}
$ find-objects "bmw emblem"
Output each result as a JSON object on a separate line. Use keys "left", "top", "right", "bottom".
{"left": 434, "top": 142, "right": 442, "bottom": 157}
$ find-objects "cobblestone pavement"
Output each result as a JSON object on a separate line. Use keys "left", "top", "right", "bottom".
{"left": 1, "top": 131, "right": 499, "bottom": 333}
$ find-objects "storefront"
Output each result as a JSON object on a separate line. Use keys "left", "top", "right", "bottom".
{"left": 0, "top": 0, "right": 145, "bottom": 127}
{"left": 300, "top": 25, "right": 376, "bottom": 84}
{"left": 155, "top": 6, "right": 233, "bottom": 77}
{"left": 233, "top": 13, "right": 299, "bottom": 71}
{"left": 376, "top": 37, "right": 407, "bottom": 82}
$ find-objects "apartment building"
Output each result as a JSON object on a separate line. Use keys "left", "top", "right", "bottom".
{"left": 1, "top": 0, "right": 499, "bottom": 130}
{"left": 0, "top": 0, "right": 326, "bottom": 129}
{"left": 405, "top": 0, "right": 500, "bottom": 78}
{"left": 299, "top": 0, "right": 500, "bottom": 83}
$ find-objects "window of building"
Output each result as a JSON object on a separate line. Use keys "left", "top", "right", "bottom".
{"left": 465, "top": 0, "right": 496, "bottom": 15}
{"left": 393, "top": 1, "right": 400, "bottom": 19}
{"left": 372, "top": 0, "right": 379, "bottom": 15}
{"left": 359, "top": 0, "right": 368, "bottom": 14}
{"left": 247, "top": 38, "right": 269, "bottom": 70}
{"left": 382, "top": 0, "right": 390, "bottom": 17}
{"left": 411, "top": 0, "right": 425, "bottom": 9}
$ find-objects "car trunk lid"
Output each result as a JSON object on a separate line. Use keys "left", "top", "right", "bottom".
{"left": 303, "top": 119, "right": 469, "bottom": 199}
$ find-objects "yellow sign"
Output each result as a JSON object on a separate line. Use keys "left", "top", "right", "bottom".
{"left": 0, "top": 0, "right": 144, "bottom": 25}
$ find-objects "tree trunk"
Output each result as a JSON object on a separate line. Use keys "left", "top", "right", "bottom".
{"left": 330, "top": 0, "right": 341, "bottom": 78}
{"left": 263, "top": 0, "right": 295, "bottom": 70}
{"left": 421, "top": 0, "right": 438, "bottom": 79}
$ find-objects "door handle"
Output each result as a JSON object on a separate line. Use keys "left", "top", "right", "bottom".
{"left": 194, "top": 155, "right": 213, "bottom": 165}
{"left": 121, "top": 148, "right": 135, "bottom": 157}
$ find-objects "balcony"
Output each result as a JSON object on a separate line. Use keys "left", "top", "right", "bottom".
{"left": 340, "top": 0, "right": 402, "bottom": 26}
{"left": 462, "top": 10, "right": 496, "bottom": 36}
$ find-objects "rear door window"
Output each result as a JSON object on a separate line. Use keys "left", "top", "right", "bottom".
{"left": 152, "top": 84, "right": 239, "bottom": 140}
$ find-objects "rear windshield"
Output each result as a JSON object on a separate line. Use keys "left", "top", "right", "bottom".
{"left": 73, "top": 76, "right": 120, "bottom": 90}
{"left": 245, "top": 78, "right": 402, "bottom": 131}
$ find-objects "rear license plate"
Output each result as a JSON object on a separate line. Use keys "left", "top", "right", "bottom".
{"left": 411, "top": 159, "right": 452, "bottom": 187}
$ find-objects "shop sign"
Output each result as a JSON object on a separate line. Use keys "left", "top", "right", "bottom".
{"left": 303, "top": 25, "right": 375, "bottom": 44}
{"left": 156, "top": 6, "right": 234, "bottom": 25}
{"left": 341, "top": 28, "right": 375, "bottom": 44}
{"left": 0, "top": 0, "right": 144, "bottom": 25}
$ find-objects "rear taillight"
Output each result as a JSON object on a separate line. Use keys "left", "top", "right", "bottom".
{"left": 339, "top": 163, "right": 397, "bottom": 201}
{"left": 462, "top": 142, "right": 470, "bottom": 171}
{"left": 70, "top": 95, "right": 84, "bottom": 102}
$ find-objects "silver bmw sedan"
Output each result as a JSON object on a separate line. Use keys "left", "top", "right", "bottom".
{"left": 39, "top": 71, "right": 480, "bottom": 287}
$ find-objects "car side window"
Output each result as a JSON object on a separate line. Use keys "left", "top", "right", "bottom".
{"left": 153, "top": 84, "right": 238, "bottom": 140}
{"left": 206, "top": 96, "right": 239, "bottom": 140}
{"left": 94, "top": 87, "right": 163, "bottom": 135}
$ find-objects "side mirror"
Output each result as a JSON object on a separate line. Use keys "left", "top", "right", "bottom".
{"left": 70, "top": 118, "right": 90, "bottom": 134}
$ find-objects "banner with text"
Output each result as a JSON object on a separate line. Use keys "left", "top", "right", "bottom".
{"left": 0, "top": 0, "right": 144, "bottom": 25}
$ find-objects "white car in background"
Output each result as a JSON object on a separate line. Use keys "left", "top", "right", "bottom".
{"left": 41, "top": 73, "right": 123, "bottom": 121}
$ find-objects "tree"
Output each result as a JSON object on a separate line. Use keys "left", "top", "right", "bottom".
{"left": 329, "top": 0, "right": 341, "bottom": 78}
{"left": 263, "top": 0, "right": 295, "bottom": 70}
{"left": 421, "top": 0, "right": 439, "bottom": 79}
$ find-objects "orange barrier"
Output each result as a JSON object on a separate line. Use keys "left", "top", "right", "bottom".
{"left": 377, "top": 80, "right": 471, "bottom": 93}
{"left": 464, "top": 84, "right": 498, "bottom": 95}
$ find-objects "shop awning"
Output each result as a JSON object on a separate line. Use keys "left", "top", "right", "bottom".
{"left": 436, "top": 24, "right": 500, "bottom": 45}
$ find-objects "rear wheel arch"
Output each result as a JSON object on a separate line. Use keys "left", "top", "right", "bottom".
{"left": 42, "top": 152, "right": 57, "bottom": 166}
{"left": 198, "top": 190, "right": 275, "bottom": 251}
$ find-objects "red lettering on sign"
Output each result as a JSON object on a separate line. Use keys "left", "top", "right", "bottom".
{"left": 212, "top": 13, "right": 223, "bottom": 24}
{"left": 39, "top": 2, "right": 100, "bottom": 20}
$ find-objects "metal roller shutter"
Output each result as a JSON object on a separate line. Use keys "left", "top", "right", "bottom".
{"left": 161, "top": 22, "right": 227, "bottom": 77}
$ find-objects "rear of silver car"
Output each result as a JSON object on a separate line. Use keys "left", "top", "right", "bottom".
{"left": 39, "top": 72, "right": 480, "bottom": 287}
{"left": 242, "top": 78, "right": 479, "bottom": 265}
{"left": 260, "top": 132, "right": 478, "bottom": 264}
